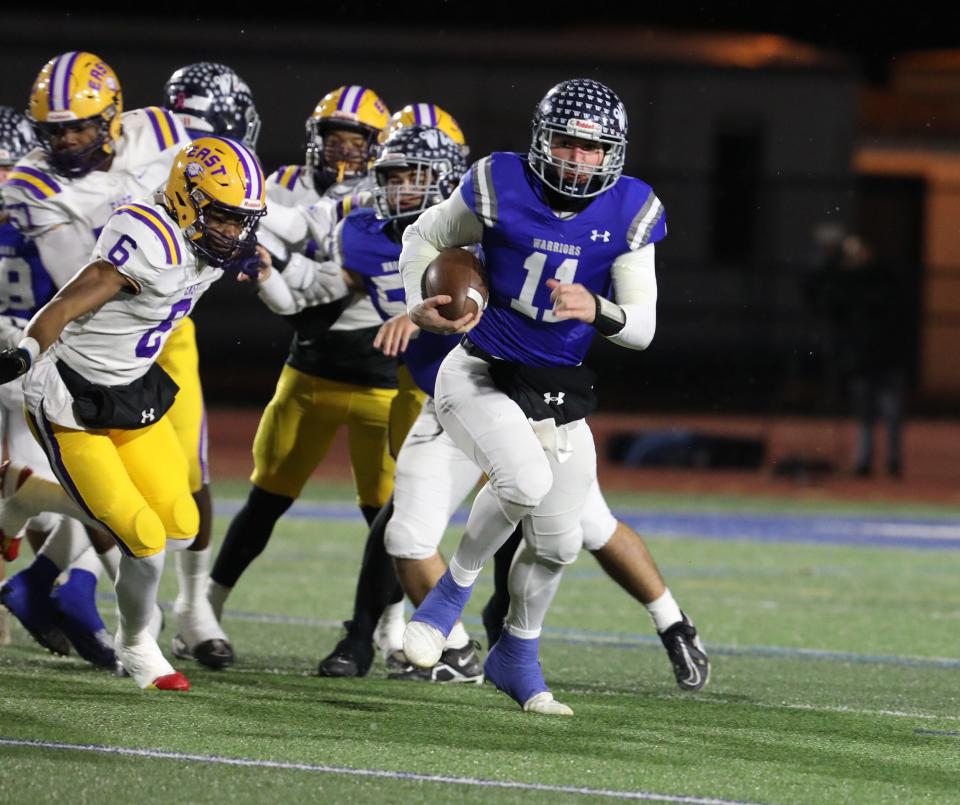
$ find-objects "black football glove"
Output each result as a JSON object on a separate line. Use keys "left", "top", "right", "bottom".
{"left": 0, "top": 346, "right": 32, "bottom": 384}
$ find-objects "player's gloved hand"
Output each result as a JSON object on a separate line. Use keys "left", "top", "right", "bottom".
{"left": 0, "top": 346, "right": 31, "bottom": 384}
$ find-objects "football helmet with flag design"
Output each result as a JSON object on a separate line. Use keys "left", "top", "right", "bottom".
{"left": 528, "top": 78, "right": 627, "bottom": 198}
{"left": 27, "top": 51, "right": 123, "bottom": 178}
{"left": 0, "top": 107, "right": 37, "bottom": 167}
{"left": 305, "top": 85, "right": 389, "bottom": 186}
{"left": 387, "top": 103, "right": 468, "bottom": 156}
{"left": 163, "top": 62, "right": 261, "bottom": 150}
{"left": 162, "top": 136, "right": 266, "bottom": 267}
{"left": 372, "top": 125, "right": 463, "bottom": 222}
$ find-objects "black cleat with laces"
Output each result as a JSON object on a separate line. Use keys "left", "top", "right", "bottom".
{"left": 317, "top": 621, "right": 375, "bottom": 678}
{"left": 388, "top": 639, "right": 484, "bottom": 684}
{"left": 658, "top": 612, "right": 710, "bottom": 691}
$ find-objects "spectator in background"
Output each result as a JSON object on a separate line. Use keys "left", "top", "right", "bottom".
{"left": 807, "top": 234, "right": 908, "bottom": 477}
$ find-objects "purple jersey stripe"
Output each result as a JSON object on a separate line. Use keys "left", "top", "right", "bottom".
{"left": 120, "top": 206, "right": 176, "bottom": 264}
{"left": 284, "top": 167, "right": 300, "bottom": 191}
{"left": 14, "top": 166, "right": 62, "bottom": 193}
{"left": 160, "top": 108, "right": 181, "bottom": 145}
{"left": 145, "top": 108, "right": 167, "bottom": 151}
{"left": 6, "top": 178, "right": 49, "bottom": 200}
{"left": 129, "top": 203, "right": 182, "bottom": 263}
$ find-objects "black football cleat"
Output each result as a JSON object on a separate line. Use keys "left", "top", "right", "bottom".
{"left": 658, "top": 612, "right": 710, "bottom": 692}
{"left": 388, "top": 640, "right": 483, "bottom": 684}
{"left": 317, "top": 622, "right": 375, "bottom": 678}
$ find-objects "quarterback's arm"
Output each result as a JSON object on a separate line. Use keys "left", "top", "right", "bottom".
{"left": 399, "top": 192, "right": 483, "bottom": 310}
{"left": 547, "top": 243, "right": 657, "bottom": 350}
{"left": 24, "top": 260, "right": 134, "bottom": 352}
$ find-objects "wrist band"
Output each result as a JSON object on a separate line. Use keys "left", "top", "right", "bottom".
{"left": 592, "top": 294, "right": 626, "bottom": 336}
{"left": 17, "top": 336, "right": 40, "bottom": 362}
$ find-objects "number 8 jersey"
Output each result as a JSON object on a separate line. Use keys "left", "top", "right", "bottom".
{"left": 460, "top": 151, "right": 666, "bottom": 367}
{"left": 24, "top": 200, "right": 221, "bottom": 429}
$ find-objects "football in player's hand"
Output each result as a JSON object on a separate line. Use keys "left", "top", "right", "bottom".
{"left": 422, "top": 248, "right": 488, "bottom": 321}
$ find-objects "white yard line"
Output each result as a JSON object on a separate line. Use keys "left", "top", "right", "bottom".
{"left": 0, "top": 738, "right": 768, "bottom": 805}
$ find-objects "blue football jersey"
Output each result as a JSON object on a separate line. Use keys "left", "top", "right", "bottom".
{"left": 0, "top": 221, "right": 56, "bottom": 322}
{"left": 460, "top": 152, "right": 666, "bottom": 367}
{"left": 339, "top": 208, "right": 459, "bottom": 397}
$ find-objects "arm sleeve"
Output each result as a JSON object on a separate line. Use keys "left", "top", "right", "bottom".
{"left": 399, "top": 192, "right": 483, "bottom": 311}
{"left": 259, "top": 202, "right": 309, "bottom": 248}
{"left": 605, "top": 243, "right": 658, "bottom": 350}
{"left": 256, "top": 268, "right": 298, "bottom": 315}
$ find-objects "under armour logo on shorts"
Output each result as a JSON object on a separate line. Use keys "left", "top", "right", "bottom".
{"left": 140, "top": 408, "right": 156, "bottom": 424}
{"left": 543, "top": 392, "right": 565, "bottom": 405}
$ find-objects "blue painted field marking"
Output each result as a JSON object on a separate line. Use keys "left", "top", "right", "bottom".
{"left": 213, "top": 499, "right": 960, "bottom": 550}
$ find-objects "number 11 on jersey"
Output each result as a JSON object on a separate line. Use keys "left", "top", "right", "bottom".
{"left": 510, "top": 251, "right": 578, "bottom": 322}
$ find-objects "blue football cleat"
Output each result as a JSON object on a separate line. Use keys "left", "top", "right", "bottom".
{"left": 0, "top": 557, "right": 71, "bottom": 656}
{"left": 51, "top": 568, "right": 116, "bottom": 668}
{"left": 484, "top": 631, "right": 572, "bottom": 715}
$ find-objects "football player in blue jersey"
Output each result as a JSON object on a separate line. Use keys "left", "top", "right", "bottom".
{"left": 399, "top": 79, "right": 707, "bottom": 714}
{"left": 313, "top": 123, "right": 708, "bottom": 695}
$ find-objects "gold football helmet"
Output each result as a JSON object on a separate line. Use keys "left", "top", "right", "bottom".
{"left": 162, "top": 136, "right": 266, "bottom": 266}
{"left": 27, "top": 51, "right": 123, "bottom": 177}
{"left": 387, "top": 103, "right": 468, "bottom": 155}
{"left": 305, "top": 85, "right": 389, "bottom": 185}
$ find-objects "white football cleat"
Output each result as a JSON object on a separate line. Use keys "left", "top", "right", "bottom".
{"left": 115, "top": 629, "right": 189, "bottom": 691}
{"left": 373, "top": 601, "right": 406, "bottom": 655}
{"left": 402, "top": 620, "right": 446, "bottom": 668}
{"left": 523, "top": 691, "right": 573, "bottom": 716}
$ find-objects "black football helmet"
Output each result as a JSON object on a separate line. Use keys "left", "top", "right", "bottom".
{"left": 0, "top": 106, "right": 37, "bottom": 166}
{"left": 163, "top": 62, "right": 261, "bottom": 150}
{"left": 372, "top": 125, "right": 464, "bottom": 222}
{"left": 528, "top": 78, "right": 627, "bottom": 198}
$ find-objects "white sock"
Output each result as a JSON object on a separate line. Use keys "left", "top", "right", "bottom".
{"left": 646, "top": 589, "right": 683, "bottom": 633}
{"left": 98, "top": 545, "right": 120, "bottom": 583}
{"left": 68, "top": 546, "right": 102, "bottom": 576}
{"left": 206, "top": 579, "right": 232, "bottom": 622}
{"left": 36, "top": 517, "right": 89, "bottom": 572}
{"left": 448, "top": 555, "right": 482, "bottom": 589}
{"left": 445, "top": 621, "right": 470, "bottom": 649}
{"left": 115, "top": 552, "right": 164, "bottom": 641}
{"left": 175, "top": 549, "right": 227, "bottom": 646}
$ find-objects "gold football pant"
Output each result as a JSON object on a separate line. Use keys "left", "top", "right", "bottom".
{"left": 251, "top": 365, "right": 397, "bottom": 506}
{"left": 389, "top": 365, "right": 428, "bottom": 460}
{"left": 157, "top": 316, "right": 207, "bottom": 494}
{"left": 28, "top": 411, "right": 198, "bottom": 558}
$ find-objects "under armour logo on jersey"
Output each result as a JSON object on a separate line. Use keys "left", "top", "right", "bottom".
{"left": 140, "top": 408, "right": 156, "bottom": 424}
{"left": 591, "top": 230, "right": 611, "bottom": 242}
{"left": 543, "top": 392, "right": 565, "bottom": 405}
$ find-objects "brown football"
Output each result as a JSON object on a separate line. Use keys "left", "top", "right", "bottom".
{"left": 421, "top": 248, "right": 488, "bottom": 321}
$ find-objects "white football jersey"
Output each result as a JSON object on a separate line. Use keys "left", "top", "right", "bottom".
{"left": 263, "top": 164, "right": 381, "bottom": 331}
{"left": 1, "top": 107, "right": 189, "bottom": 288}
{"left": 23, "top": 200, "right": 220, "bottom": 429}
